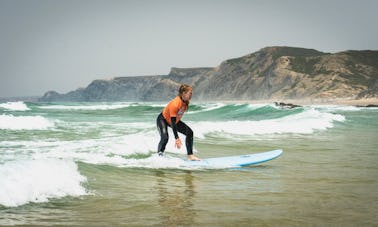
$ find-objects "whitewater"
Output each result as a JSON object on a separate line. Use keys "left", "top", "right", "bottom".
{"left": 0, "top": 101, "right": 377, "bottom": 226}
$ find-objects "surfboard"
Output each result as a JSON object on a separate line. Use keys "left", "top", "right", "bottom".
{"left": 182, "top": 149, "right": 283, "bottom": 168}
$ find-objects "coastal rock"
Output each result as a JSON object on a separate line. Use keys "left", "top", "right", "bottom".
{"left": 274, "top": 102, "right": 302, "bottom": 109}
{"left": 39, "top": 46, "right": 378, "bottom": 102}
{"left": 356, "top": 104, "right": 378, "bottom": 108}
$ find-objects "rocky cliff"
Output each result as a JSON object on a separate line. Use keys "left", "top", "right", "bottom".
{"left": 39, "top": 46, "right": 378, "bottom": 102}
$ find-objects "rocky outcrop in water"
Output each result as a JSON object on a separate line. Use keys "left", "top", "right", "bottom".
{"left": 39, "top": 46, "right": 378, "bottom": 102}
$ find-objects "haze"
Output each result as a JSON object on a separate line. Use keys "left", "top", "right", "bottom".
{"left": 1, "top": 0, "right": 377, "bottom": 97}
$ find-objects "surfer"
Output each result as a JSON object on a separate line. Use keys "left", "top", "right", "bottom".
{"left": 156, "top": 84, "right": 201, "bottom": 161}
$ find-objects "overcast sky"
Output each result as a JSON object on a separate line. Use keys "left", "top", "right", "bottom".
{"left": 1, "top": 0, "right": 377, "bottom": 97}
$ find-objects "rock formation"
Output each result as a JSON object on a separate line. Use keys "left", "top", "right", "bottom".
{"left": 39, "top": 46, "right": 378, "bottom": 102}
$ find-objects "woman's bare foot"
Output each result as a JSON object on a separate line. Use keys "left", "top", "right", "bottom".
{"left": 188, "top": 155, "right": 201, "bottom": 161}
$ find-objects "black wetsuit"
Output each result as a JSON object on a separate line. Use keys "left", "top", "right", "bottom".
{"left": 156, "top": 113, "right": 193, "bottom": 155}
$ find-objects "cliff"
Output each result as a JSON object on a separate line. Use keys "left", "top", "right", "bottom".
{"left": 39, "top": 46, "right": 378, "bottom": 102}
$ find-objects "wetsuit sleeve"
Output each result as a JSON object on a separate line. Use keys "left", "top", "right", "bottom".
{"left": 171, "top": 117, "right": 179, "bottom": 139}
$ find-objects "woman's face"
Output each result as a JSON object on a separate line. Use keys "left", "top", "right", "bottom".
{"left": 182, "top": 88, "right": 193, "bottom": 101}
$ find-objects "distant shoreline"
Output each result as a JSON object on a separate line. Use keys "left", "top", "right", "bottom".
{"left": 0, "top": 96, "right": 40, "bottom": 102}
{"left": 1, "top": 96, "right": 377, "bottom": 107}
{"left": 215, "top": 98, "right": 378, "bottom": 106}
{"left": 210, "top": 98, "right": 378, "bottom": 107}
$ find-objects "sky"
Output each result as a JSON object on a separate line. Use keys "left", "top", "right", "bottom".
{"left": 1, "top": 0, "right": 377, "bottom": 98}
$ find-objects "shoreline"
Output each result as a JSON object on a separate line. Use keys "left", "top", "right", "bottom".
{"left": 1, "top": 96, "right": 377, "bottom": 106}
{"left": 219, "top": 98, "right": 378, "bottom": 106}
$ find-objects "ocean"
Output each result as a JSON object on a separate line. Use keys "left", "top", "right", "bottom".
{"left": 0, "top": 101, "right": 377, "bottom": 226}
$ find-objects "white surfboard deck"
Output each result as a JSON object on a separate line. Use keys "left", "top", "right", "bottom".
{"left": 182, "top": 149, "right": 283, "bottom": 168}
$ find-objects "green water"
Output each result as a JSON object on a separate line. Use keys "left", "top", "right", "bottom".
{"left": 0, "top": 102, "right": 377, "bottom": 226}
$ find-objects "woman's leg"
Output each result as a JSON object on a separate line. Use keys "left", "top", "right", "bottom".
{"left": 176, "top": 121, "right": 193, "bottom": 155}
{"left": 156, "top": 113, "right": 169, "bottom": 155}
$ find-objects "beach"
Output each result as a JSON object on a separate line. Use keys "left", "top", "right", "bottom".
{"left": 220, "top": 97, "right": 378, "bottom": 106}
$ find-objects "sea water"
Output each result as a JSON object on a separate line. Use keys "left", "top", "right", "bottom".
{"left": 0, "top": 101, "right": 377, "bottom": 226}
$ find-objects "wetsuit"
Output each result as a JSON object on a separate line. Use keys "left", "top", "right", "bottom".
{"left": 156, "top": 96, "right": 193, "bottom": 155}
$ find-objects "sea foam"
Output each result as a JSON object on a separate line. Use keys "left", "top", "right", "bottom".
{"left": 0, "top": 114, "right": 54, "bottom": 130}
{"left": 0, "top": 101, "right": 30, "bottom": 111}
{"left": 0, "top": 159, "right": 88, "bottom": 207}
{"left": 38, "top": 103, "right": 132, "bottom": 110}
{"left": 191, "top": 108, "right": 345, "bottom": 138}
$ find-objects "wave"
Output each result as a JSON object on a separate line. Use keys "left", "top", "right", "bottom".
{"left": 38, "top": 103, "right": 133, "bottom": 110}
{"left": 116, "top": 154, "right": 219, "bottom": 170}
{"left": 187, "top": 103, "right": 301, "bottom": 122}
{"left": 37, "top": 102, "right": 166, "bottom": 111}
{"left": 0, "top": 131, "right": 157, "bottom": 163}
{"left": 0, "top": 114, "right": 55, "bottom": 130}
{"left": 0, "top": 101, "right": 30, "bottom": 111}
{"left": 0, "top": 129, "right": 195, "bottom": 170}
{"left": 36, "top": 102, "right": 275, "bottom": 118}
{"left": 0, "top": 103, "right": 349, "bottom": 171}
{"left": 0, "top": 109, "right": 345, "bottom": 171}
{"left": 313, "top": 105, "right": 378, "bottom": 112}
{"left": 0, "top": 159, "right": 88, "bottom": 207}
{"left": 187, "top": 103, "right": 226, "bottom": 114}
{"left": 191, "top": 108, "right": 345, "bottom": 138}
{"left": 33, "top": 102, "right": 372, "bottom": 114}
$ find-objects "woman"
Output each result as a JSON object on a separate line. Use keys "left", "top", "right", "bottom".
{"left": 156, "top": 84, "right": 200, "bottom": 161}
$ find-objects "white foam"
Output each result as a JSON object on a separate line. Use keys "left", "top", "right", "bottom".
{"left": 119, "top": 154, "right": 210, "bottom": 170}
{"left": 0, "top": 101, "right": 30, "bottom": 111}
{"left": 0, "top": 130, "right": 156, "bottom": 164}
{"left": 120, "top": 154, "right": 185, "bottom": 169}
{"left": 34, "top": 130, "right": 193, "bottom": 165}
{"left": 0, "top": 114, "right": 55, "bottom": 130}
{"left": 38, "top": 103, "right": 132, "bottom": 110}
{"left": 248, "top": 103, "right": 273, "bottom": 109}
{"left": 191, "top": 108, "right": 345, "bottom": 138}
{"left": 187, "top": 103, "right": 226, "bottom": 114}
{"left": 0, "top": 159, "right": 88, "bottom": 207}
{"left": 313, "top": 105, "right": 362, "bottom": 111}
{"left": 0, "top": 125, "right": 199, "bottom": 170}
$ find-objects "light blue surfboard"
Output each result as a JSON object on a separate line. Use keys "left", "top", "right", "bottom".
{"left": 182, "top": 149, "right": 283, "bottom": 168}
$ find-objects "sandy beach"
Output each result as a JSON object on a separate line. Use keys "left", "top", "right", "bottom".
{"left": 221, "top": 98, "right": 378, "bottom": 106}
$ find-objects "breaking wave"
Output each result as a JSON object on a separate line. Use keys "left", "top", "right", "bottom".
{"left": 0, "top": 114, "right": 55, "bottom": 130}
{"left": 0, "top": 101, "right": 30, "bottom": 111}
{"left": 0, "top": 159, "right": 88, "bottom": 207}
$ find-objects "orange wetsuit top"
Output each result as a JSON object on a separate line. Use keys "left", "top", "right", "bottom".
{"left": 162, "top": 96, "right": 188, "bottom": 125}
